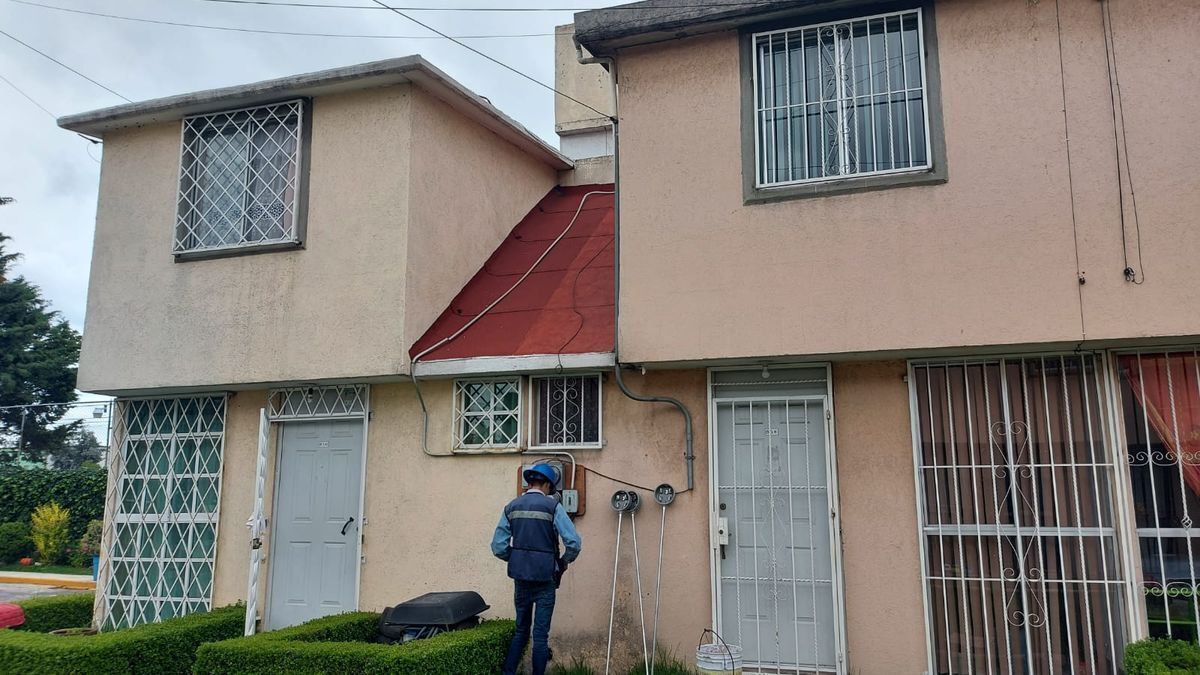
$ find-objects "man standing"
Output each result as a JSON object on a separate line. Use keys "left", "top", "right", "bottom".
{"left": 491, "top": 463, "right": 582, "bottom": 675}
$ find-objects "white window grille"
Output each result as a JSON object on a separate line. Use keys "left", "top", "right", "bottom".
{"left": 531, "top": 374, "right": 602, "bottom": 448}
{"left": 752, "top": 9, "right": 931, "bottom": 187}
{"left": 454, "top": 378, "right": 520, "bottom": 449}
{"left": 268, "top": 385, "right": 367, "bottom": 420}
{"left": 911, "top": 355, "right": 1127, "bottom": 674}
{"left": 175, "top": 100, "right": 304, "bottom": 255}
{"left": 1116, "top": 350, "right": 1200, "bottom": 643}
{"left": 97, "top": 396, "right": 226, "bottom": 630}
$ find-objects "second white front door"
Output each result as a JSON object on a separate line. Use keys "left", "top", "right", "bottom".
{"left": 267, "top": 419, "right": 364, "bottom": 630}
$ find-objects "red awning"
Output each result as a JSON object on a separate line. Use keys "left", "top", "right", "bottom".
{"left": 410, "top": 184, "right": 615, "bottom": 362}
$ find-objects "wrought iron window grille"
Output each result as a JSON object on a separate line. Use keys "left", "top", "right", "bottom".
{"left": 268, "top": 385, "right": 367, "bottom": 420}
{"left": 454, "top": 378, "right": 521, "bottom": 450}
{"left": 530, "top": 374, "right": 602, "bottom": 449}
{"left": 752, "top": 9, "right": 932, "bottom": 188}
{"left": 175, "top": 100, "right": 305, "bottom": 255}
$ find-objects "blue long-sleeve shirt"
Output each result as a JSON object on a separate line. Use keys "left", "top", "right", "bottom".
{"left": 491, "top": 491, "right": 582, "bottom": 563}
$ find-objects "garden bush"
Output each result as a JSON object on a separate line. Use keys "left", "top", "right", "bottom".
{"left": 12, "top": 592, "right": 94, "bottom": 633}
{"left": 0, "top": 521, "right": 32, "bottom": 563}
{"left": 1125, "top": 637, "right": 1200, "bottom": 674}
{"left": 193, "top": 612, "right": 516, "bottom": 674}
{"left": 0, "top": 604, "right": 244, "bottom": 675}
{"left": 30, "top": 502, "right": 71, "bottom": 564}
{"left": 0, "top": 468, "right": 104, "bottom": 541}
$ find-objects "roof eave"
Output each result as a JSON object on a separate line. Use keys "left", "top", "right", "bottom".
{"left": 573, "top": 0, "right": 861, "bottom": 56}
{"left": 57, "top": 55, "right": 572, "bottom": 170}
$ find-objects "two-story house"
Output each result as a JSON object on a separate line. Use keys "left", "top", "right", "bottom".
{"left": 61, "top": 0, "right": 1200, "bottom": 672}
{"left": 566, "top": 0, "right": 1200, "bottom": 673}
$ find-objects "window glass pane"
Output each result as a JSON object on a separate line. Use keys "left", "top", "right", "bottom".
{"left": 1119, "top": 352, "right": 1200, "bottom": 642}
{"left": 101, "top": 396, "right": 225, "bottom": 630}
{"left": 753, "top": 10, "right": 929, "bottom": 186}
{"left": 913, "top": 356, "right": 1126, "bottom": 673}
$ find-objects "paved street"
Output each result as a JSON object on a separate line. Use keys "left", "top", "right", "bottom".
{"left": 0, "top": 583, "right": 88, "bottom": 603}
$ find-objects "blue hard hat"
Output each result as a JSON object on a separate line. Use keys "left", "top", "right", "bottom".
{"left": 523, "top": 463, "right": 560, "bottom": 490}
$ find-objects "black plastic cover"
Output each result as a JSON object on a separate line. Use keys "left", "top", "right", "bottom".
{"left": 381, "top": 591, "right": 490, "bottom": 627}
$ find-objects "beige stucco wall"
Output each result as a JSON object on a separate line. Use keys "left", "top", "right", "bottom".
{"left": 403, "top": 91, "right": 559, "bottom": 357}
{"left": 555, "top": 24, "right": 614, "bottom": 136}
{"left": 79, "top": 84, "right": 557, "bottom": 395}
{"left": 614, "top": 0, "right": 1200, "bottom": 364}
{"left": 833, "top": 361, "right": 926, "bottom": 673}
{"left": 207, "top": 365, "right": 932, "bottom": 671}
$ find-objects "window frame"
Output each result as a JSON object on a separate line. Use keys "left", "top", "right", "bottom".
{"left": 453, "top": 377, "right": 523, "bottom": 451}
{"left": 740, "top": 0, "right": 947, "bottom": 204}
{"left": 173, "top": 99, "right": 312, "bottom": 261}
{"left": 528, "top": 373, "right": 604, "bottom": 450}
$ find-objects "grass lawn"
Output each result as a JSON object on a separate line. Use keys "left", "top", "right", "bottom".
{"left": 0, "top": 563, "right": 92, "bottom": 576}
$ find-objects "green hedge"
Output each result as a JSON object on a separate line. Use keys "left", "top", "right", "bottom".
{"left": 193, "top": 612, "right": 516, "bottom": 674}
{"left": 0, "top": 604, "right": 244, "bottom": 675}
{"left": 0, "top": 468, "right": 105, "bottom": 540}
{"left": 1125, "top": 637, "right": 1200, "bottom": 675}
{"left": 13, "top": 592, "right": 94, "bottom": 633}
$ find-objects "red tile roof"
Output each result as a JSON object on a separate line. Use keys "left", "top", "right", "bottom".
{"left": 410, "top": 184, "right": 615, "bottom": 363}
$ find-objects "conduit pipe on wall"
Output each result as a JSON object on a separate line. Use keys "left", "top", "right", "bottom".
{"left": 576, "top": 44, "right": 696, "bottom": 492}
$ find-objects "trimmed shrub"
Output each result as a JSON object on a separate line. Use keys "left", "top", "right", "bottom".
{"left": 0, "top": 604, "right": 244, "bottom": 675}
{"left": 193, "top": 612, "right": 516, "bottom": 674}
{"left": 0, "top": 521, "right": 32, "bottom": 563}
{"left": 0, "top": 468, "right": 105, "bottom": 541}
{"left": 1125, "top": 637, "right": 1200, "bottom": 675}
{"left": 30, "top": 502, "right": 71, "bottom": 564}
{"left": 78, "top": 519, "right": 103, "bottom": 556}
{"left": 12, "top": 592, "right": 94, "bottom": 633}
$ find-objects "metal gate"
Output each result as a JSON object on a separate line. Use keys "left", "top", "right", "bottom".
{"left": 711, "top": 366, "right": 845, "bottom": 674}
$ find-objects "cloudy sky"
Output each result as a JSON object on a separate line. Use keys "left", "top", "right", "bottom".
{"left": 0, "top": 0, "right": 593, "bottom": 334}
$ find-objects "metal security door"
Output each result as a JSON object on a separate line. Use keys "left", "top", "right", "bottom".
{"left": 713, "top": 367, "right": 844, "bottom": 674}
{"left": 267, "top": 419, "right": 364, "bottom": 630}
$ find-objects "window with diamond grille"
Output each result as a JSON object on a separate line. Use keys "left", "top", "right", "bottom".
{"left": 531, "top": 375, "right": 601, "bottom": 448}
{"left": 752, "top": 9, "right": 931, "bottom": 187}
{"left": 175, "top": 101, "right": 304, "bottom": 254}
{"left": 98, "top": 396, "right": 226, "bottom": 630}
{"left": 454, "top": 379, "right": 520, "bottom": 449}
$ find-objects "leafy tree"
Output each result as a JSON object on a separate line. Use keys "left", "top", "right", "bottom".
{"left": 52, "top": 427, "right": 102, "bottom": 470}
{"left": 0, "top": 232, "right": 81, "bottom": 462}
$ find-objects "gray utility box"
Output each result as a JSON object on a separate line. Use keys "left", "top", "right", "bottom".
{"left": 376, "top": 591, "right": 490, "bottom": 645}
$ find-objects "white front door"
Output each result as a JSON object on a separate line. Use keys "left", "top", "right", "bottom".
{"left": 712, "top": 367, "right": 844, "bottom": 673}
{"left": 267, "top": 419, "right": 364, "bottom": 630}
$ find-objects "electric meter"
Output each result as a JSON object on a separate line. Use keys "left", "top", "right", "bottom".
{"left": 653, "top": 483, "right": 676, "bottom": 506}
{"left": 610, "top": 490, "right": 640, "bottom": 513}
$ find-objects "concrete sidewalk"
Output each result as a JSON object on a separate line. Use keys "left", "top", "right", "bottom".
{"left": 0, "top": 571, "right": 95, "bottom": 590}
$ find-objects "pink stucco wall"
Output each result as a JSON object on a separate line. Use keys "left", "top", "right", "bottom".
{"left": 614, "top": 0, "right": 1200, "bottom": 364}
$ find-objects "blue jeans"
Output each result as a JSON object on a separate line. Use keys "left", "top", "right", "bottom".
{"left": 502, "top": 580, "right": 556, "bottom": 675}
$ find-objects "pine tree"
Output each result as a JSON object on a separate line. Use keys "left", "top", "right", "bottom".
{"left": 0, "top": 232, "right": 82, "bottom": 462}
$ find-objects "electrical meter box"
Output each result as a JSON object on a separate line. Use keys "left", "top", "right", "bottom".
{"left": 516, "top": 461, "right": 586, "bottom": 517}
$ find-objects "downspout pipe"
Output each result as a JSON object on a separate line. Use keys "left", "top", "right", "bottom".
{"left": 577, "top": 43, "right": 695, "bottom": 492}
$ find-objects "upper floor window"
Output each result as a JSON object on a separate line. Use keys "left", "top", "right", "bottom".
{"left": 531, "top": 374, "right": 602, "bottom": 448}
{"left": 175, "top": 100, "right": 305, "bottom": 256}
{"left": 753, "top": 9, "right": 931, "bottom": 188}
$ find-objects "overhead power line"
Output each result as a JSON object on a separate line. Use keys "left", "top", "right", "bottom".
{"left": 367, "top": 0, "right": 611, "bottom": 120}
{"left": 190, "top": 0, "right": 764, "bottom": 11}
{"left": 0, "top": 71, "right": 55, "bottom": 118}
{"left": 0, "top": 27, "right": 130, "bottom": 102}
{"left": 8, "top": 0, "right": 554, "bottom": 39}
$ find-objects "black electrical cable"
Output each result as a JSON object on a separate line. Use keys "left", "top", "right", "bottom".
{"left": 1102, "top": 0, "right": 1144, "bottom": 285}
{"left": 368, "top": 0, "right": 611, "bottom": 121}
{"left": 190, "top": 0, "right": 771, "bottom": 11}
{"left": 1053, "top": 0, "right": 1086, "bottom": 341}
{"left": 0, "top": 71, "right": 54, "bottom": 118}
{"left": 0, "top": 27, "right": 130, "bottom": 102}
{"left": 7, "top": 0, "right": 553, "bottom": 39}
{"left": 556, "top": 236, "right": 613, "bottom": 365}
{"left": 583, "top": 465, "right": 655, "bottom": 492}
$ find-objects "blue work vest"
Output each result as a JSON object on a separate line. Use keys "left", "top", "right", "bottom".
{"left": 504, "top": 492, "right": 559, "bottom": 582}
